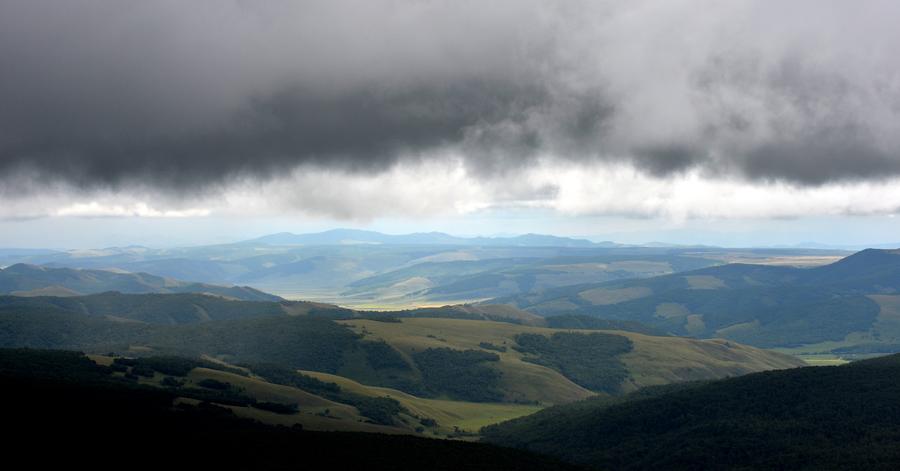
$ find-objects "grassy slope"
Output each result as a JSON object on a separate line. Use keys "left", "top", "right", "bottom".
{"left": 616, "top": 332, "right": 805, "bottom": 391}
{"left": 342, "top": 318, "right": 594, "bottom": 404}
{"left": 303, "top": 370, "right": 542, "bottom": 434}
{"left": 185, "top": 368, "right": 406, "bottom": 434}
{"left": 339, "top": 318, "right": 803, "bottom": 401}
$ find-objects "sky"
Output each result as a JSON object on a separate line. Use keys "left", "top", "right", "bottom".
{"left": 2, "top": 0, "right": 900, "bottom": 249}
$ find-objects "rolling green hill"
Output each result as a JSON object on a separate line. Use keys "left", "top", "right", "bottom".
{"left": 336, "top": 317, "right": 802, "bottom": 402}
{"left": 494, "top": 249, "right": 900, "bottom": 355}
{"left": 0, "top": 293, "right": 801, "bottom": 407}
{"left": 482, "top": 354, "right": 900, "bottom": 470}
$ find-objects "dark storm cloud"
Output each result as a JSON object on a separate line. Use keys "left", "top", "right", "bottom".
{"left": 2, "top": 78, "right": 552, "bottom": 190}
{"left": 2, "top": 0, "right": 900, "bottom": 196}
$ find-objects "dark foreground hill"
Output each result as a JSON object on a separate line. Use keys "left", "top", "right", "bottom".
{"left": 482, "top": 354, "right": 900, "bottom": 470}
{"left": 1, "top": 348, "right": 579, "bottom": 470}
{"left": 0, "top": 263, "right": 281, "bottom": 301}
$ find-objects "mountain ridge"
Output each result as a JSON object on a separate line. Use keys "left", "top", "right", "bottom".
{"left": 490, "top": 248, "right": 900, "bottom": 351}
{"left": 0, "top": 263, "right": 282, "bottom": 301}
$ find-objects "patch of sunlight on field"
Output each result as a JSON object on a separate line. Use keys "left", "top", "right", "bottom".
{"left": 705, "top": 255, "right": 846, "bottom": 267}
{"left": 797, "top": 355, "right": 850, "bottom": 366}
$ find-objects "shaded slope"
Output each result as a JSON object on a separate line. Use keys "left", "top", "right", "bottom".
{"left": 483, "top": 354, "right": 900, "bottom": 470}
{"left": 0, "top": 292, "right": 288, "bottom": 324}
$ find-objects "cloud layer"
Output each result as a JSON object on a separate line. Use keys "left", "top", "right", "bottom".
{"left": 2, "top": 0, "right": 900, "bottom": 217}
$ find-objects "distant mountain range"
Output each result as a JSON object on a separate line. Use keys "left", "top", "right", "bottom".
{"left": 0, "top": 263, "right": 281, "bottom": 301}
{"left": 493, "top": 248, "right": 900, "bottom": 352}
{"left": 0, "top": 230, "right": 849, "bottom": 307}
{"left": 244, "top": 229, "right": 618, "bottom": 247}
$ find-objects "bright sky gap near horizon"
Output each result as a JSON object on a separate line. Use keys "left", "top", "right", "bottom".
{"left": 3, "top": 1, "right": 900, "bottom": 249}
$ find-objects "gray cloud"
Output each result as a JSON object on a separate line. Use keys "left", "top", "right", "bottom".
{"left": 2, "top": 0, "right": 900, "bottom": 199}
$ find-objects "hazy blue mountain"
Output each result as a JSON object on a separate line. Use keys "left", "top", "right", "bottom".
{"left": 244, "top": 229, "right": 609, "bottom": 247}
{"left": 0, "top": 236, "right": 848, "bottom": 307}
{"left": 0, "top": 263, "right": 281, "bottom": 301}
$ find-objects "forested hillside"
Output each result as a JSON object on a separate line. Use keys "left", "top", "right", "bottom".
{"left": 483, "top": 354, "right": 900, "bottom": 470}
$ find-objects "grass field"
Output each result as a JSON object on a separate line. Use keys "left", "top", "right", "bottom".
{"left": 697, "top": 254, "right": 846, "bottom": 267}
{"left": 795, "top": 355, "right": 850, "bottom": 366}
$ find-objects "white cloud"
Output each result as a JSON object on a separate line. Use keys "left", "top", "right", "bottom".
{"left": 3, "top": 159, "right": 900, "bottom": 223}
{"left": 54, "top": 202, "right": 211, "bottom": 218}
{"left": 527, "top": 163, "right": 900, "bottom": 220}
{"left": 220, "top": 158, "right": 494, "bottom": 220}
{"left": 222, "top": 160, "right": 900, "bottom": 221}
